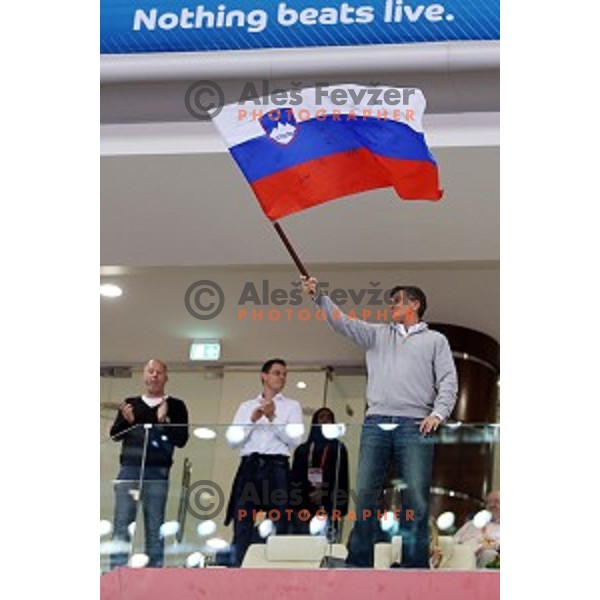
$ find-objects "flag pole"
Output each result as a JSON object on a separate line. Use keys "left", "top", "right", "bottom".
{"left": 272, "top": 221, "right": 310, "bottom": 277}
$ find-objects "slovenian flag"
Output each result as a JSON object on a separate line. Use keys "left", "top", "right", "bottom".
{"left": 212, "top": 84, "right": 442, "bottom": 221}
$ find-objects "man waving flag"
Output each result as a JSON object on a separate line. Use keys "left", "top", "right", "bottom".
{"left": 211, "top": 84, "right": 442, "bottom": 221}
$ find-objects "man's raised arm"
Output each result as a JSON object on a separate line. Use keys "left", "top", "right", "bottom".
{"left": 301, "top": 276, "right": 376, "bottom": 349}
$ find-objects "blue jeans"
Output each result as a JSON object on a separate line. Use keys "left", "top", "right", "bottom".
{"left": 347, "top": 415, "right": 434, "bottom": 568}
{"left": 111, "top": 466, "right": 170, "bottom": 569}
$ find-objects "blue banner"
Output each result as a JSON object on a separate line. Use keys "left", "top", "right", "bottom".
{"left": 101, "top": 0, "right": 499, "bottom": 54}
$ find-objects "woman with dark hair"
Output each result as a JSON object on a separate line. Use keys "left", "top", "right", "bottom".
{"left": 290, "top": 407, "right": 350, "bottom": 541}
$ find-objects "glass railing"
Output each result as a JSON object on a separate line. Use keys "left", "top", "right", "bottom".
{"left": 100, "top": 421, "right": 500, "bottom": 571}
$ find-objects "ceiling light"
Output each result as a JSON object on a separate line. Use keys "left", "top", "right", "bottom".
{"left": 100, "top": 520, "right": 112, "bottom": 537}
{"left": 186, "top": 552, "right": 205, "bottom": 568}
{"left": 258, "top": 519, "right": 275, "bottom": 539}
{"left": 100, "top": 283, "right": 123, "bottom": 298}
{"left": 129, "top": 553, "right": 149, "bottom": 568}
{"left": 160, "top": 521, "right": 180, "bottom": 537}
{"left": 226, "top": 425, "right": 245, "bottom": 445}
{"left": 473, "top": 510, "right": 492, "bottom": 529}
{"left": 193, "top": 427, "right": 217, "bottom": 440}
{"left": 379, "top": 511, "right": 397, "bottom": 533}
{"left": 196, "top": 520, "right": 217, "bottom": 537}
{"left": 205, "top": 537, "right": 229, "bottom": 551}
{"left": 322, "top": 423, "right": 346, "bottom": 440}
{"left": 285, "top": 423, "right": 305, "bottom": 439}
{"left": 436, "top": 512, "right": 456, "bottom": 531}
{"left": 309, "top": 515, "right": 328, "bottom": 536}
{"left": 296, "top": 381, "right": 307, "bottom": 389}
{"left": 378, "top": 423, "right": 398, "bottom": 431}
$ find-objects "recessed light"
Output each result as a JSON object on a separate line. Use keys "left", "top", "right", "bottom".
{"left": 309, "top": 515, "right": 328, "bottom": 536}
{"left": 379, "top": 511, "right": 396, "bottom": 533}
{"left": 285, "top": 423, "right": 305, "bottom": 439}
{"left": 186, "top": 552, "right": 205, "bottom": 568}
{"left": 159, "top": 521, "right": 180, "bottom": 537}
{"left": 194, "top": 427, "right": 217, "bottom": 440}
{"left": 100, "top": 284, "right": 123, "bottom": 298}
{"left": 378, "top": 423, "right": 398, "bottom": 431}
{"left": 99, "top": 520, "right": 112, "bottom": 537}
{"left": 129, "top": 553, "right": 149, "bottom": 568}
{"left": 197, "top": 520, "right": 217, "bottom": 537}
{"left": 322, "top": 423, "right": 346, "bottom": 440}
{"left": 258, "top": 519, "right": 275, "bottom": 539}
{"left": 226, "top": 425, "right": 245, "bottom": 445}
{"left": 206, "top": 537, "right": 229, "bottom": 551}
{"left": 436, "top": 511, "right": 456, "bottom": 531}
{"left": 473, "top": 510, "right": 492, "bottom": 529}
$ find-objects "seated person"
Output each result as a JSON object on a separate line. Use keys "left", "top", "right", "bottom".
{"left": 290, "top": 408, "right": 349, "bottom": 541}
{"left": 453, "top": 490, "right": 500, "bottom": 568}
{"left": 430, "top": 517, "right": 443, "bottom": 569}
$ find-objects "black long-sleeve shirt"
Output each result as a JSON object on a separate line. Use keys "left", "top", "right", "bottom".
{"left": 110, "top": 396, "right": 189, "bottom": 468}
{"left": 291, "top": 439, "right": 350, "bottom": 516}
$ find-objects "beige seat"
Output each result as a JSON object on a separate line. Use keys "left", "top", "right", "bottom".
{"left": 374, "top": 536, "right": 476, "bottom": 569}
{"left": 242, "top": 535, "right": 347, "bottom": 569}
{"left": 374, "top": 536, "right": 403, "bottom": 569}
{"left": 437, "top": 535, "right": 477, "bottom": 569}
{"left": 242, "top": 534, "right": 475, "bottom": 569}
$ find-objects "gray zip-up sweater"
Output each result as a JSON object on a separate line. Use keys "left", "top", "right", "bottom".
{"left": 315, "top": 294, "right": 458, "bottom": 420}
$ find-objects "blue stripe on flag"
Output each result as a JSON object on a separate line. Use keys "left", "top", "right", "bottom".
{"left": 230, "top": 115, "right": 436, "bottom": 183}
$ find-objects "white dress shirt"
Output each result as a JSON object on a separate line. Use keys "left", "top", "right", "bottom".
{"left": 227, "top": 393, "right": 304, "bottom": 456}
{"left": 391, "top": 321, "right": 428, "bottom": 338}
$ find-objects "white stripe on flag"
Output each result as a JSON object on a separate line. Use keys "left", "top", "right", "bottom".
{"left": 212, "top": 84, "right": 426, "bottom": 147}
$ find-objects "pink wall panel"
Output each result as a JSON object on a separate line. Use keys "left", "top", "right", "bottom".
{"left": 101, "top": 568, "right": 499, "bottom": 600}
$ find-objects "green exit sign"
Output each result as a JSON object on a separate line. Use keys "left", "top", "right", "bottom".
{"left": 189, "top": 341, "right": 221, "bottom": 361}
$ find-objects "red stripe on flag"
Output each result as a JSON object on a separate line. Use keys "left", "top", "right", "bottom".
{"left": 251, "top": 149, "right": 442, "bottom": 221}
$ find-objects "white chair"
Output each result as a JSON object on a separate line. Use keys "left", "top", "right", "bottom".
{"left": 242, "top": 535, "right": 346, "bottom": 569}
{"left": 436, "top": 535, "right": 477, "bottom": 569}
{"left": 374, "top": 535, "right": 476, "bottom": 569}
{"left": 374, "top": 536, "right": 403, "bottom": 569}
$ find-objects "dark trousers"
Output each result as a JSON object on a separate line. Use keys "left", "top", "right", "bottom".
{"left": 230, "top": 454, "right": 290, "bottom": 567}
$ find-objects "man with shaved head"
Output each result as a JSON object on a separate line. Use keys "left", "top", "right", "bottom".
{"left": 109, "top": 359, "right": 189, "bottom": 568}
